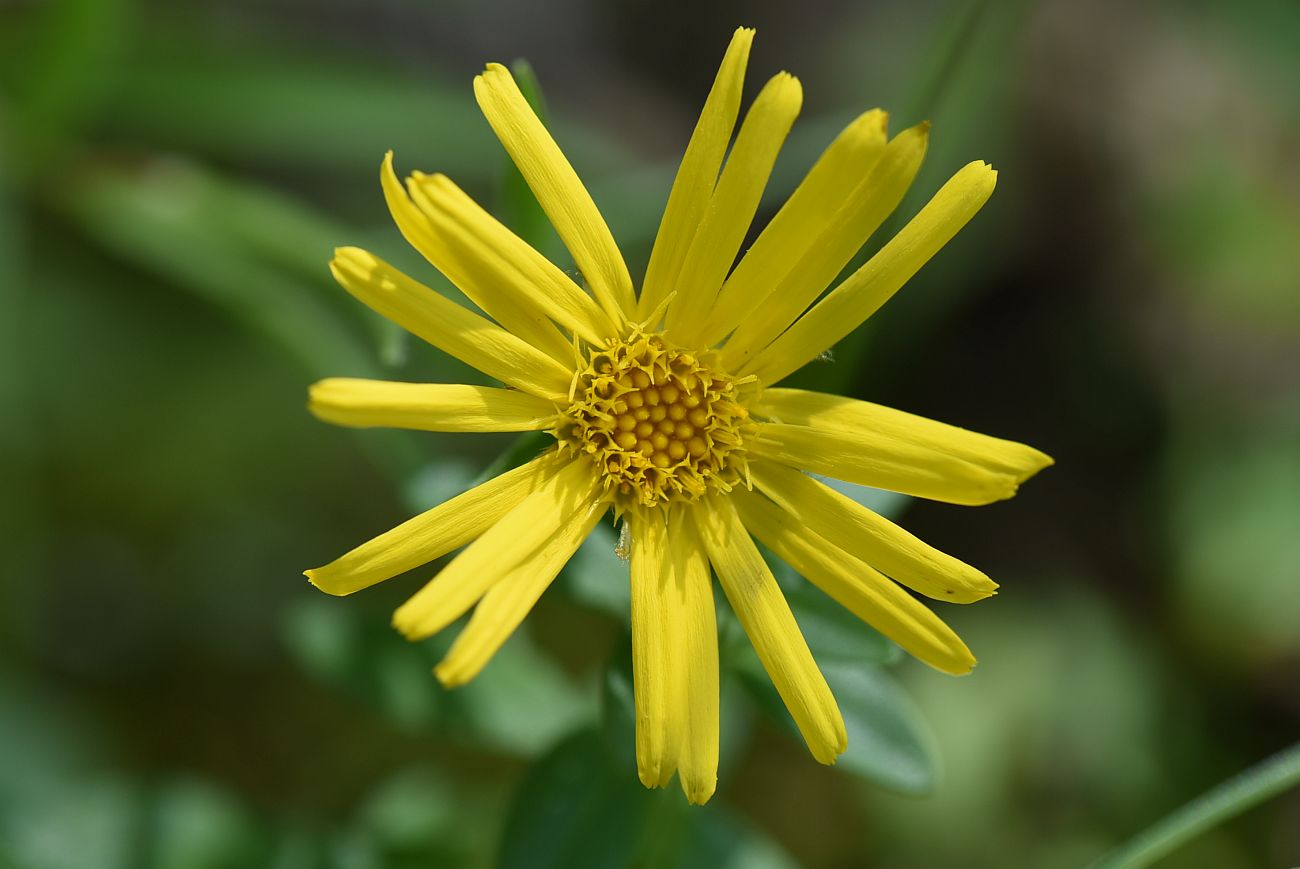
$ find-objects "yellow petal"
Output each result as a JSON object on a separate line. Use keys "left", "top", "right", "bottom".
{"left": 699, "top": 496, "right": 846, "bottom": 764}
{"left": 392, "top": 457, "right": 600, "bottom": 640}
{"left": 638, "top": 27, "right": 754, "bottom": 322}
{"left": 749, "top": 461, "right": 997, "bottom": 603}
{"left": 750, "top": 421, "right": 1029, "bottom": 506}
{"left": 664, "top": 72, "right": 803, "bottom": 346}
{"left": 700, "top": 109, "right": 889, "bottom": 345}
{"left": 671, "top": 507, "right": 721, "bottom": 805}
{"left": 733, "top": 488, "right": 976, "bottom": 675}
{"left": 742, "top": 160, "right": 997, "bottom": 385}
{"left": 308, "top": 379, "right": 558, "bottom": 433}
{"left": 629, "top": 507, "right": 684, "bottom": 788}
{"left": 379, "top": 153, "right": 573, "bottom": 362}
{"left": 761, "top": 388, "right": 1053, "bottom": 479}
{"left": 406, "top": 170, "right": 618, "bottom": 345}
{"left": 722, "top": 122, "right": 929, "bottom": 371}
{"left": 474, "top": 63, "right": 635, "bottom": 322}
{"left": 305, "top": 453, "right": 557, "bottom": 596}
{"left": 330, "top": 247, "right": 572, "bottom": 401}
{"left": 435, "top": 497, "right": 605, "bottom": 687}
{"left": 627, "top": 506, "right": 721, "bottom": 798}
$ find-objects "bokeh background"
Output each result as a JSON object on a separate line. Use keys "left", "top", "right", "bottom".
{"left": 3, "top": 0, "right": 1299, "bottom": 866}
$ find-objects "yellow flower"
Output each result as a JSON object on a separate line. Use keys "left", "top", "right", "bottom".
{"left": 305, "top": 27, "right": 1051, "bottom": 805}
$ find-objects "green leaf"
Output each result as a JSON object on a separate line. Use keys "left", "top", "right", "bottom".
{"left": 1089, "top": 742, "right": 1300, "bottom": 869}
{"left": 783, "top": 581, "right": 902, "bottom": 667}
{"left": 561, "top": 517, "right": 631, "bottom": 617}
{"left": 760, "top": 545, "right": 901, "bottom": 666}
{"left": 498, "top": 731, "right": 654, "bottom": 869}
{"left": 282, "top": 597, "right": 442, "bottom": 730}
{"left": 503, "top": 727, "right": 800, "bottom": 869}
{"left": 813, "top": 474, "right": 912, "bottom": 521}
{"left": 821, "top": 661, "right": 939, "bottom": 795}
{"left": 673, "top": 808, "right": 801, "bottom": 869}
{"left": 737, "top": 657, "right": 937, "bottom": 795}
{"left": 444, "top": 625, "right": 596, "bottom": 758}
{"left": 58, "top": 158, "right": 428, "bottom": 484}
{"left": 599, "top": 634, "right": 639, "bottom": 777}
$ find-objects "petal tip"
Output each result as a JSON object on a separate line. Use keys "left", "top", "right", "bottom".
{"left": 682, "top": 777, "right": 717, "bottom": 805}
{"left": 304, "top": 568, "right": 347, "bottom": 597}
{"left": 433, "top": 661, "right": 465, "bottom": 688}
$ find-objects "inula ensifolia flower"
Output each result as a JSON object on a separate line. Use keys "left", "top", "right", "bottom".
{"left": 305, "top": 27, "right": 1051, "bottom": 805}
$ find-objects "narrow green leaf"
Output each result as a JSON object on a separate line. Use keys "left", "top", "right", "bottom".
{"left": 58, "top": 159, "right": 427, "bottom": 483}
{"left": 1089, "top": 742, "right": 1300, "bottom": 869}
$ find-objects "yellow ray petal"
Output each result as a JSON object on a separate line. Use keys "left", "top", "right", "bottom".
{"left": 305, "top": 453, "right": 557, "bottom": 596}
{"left": 750, "top": 422, "right": 1029, "bottom": 506}
{"left": 638, "top": 27, "right": 754, "bottom": 322}
{"left": 435, "top": 497, "right": 605, "bottom": 687}
{"left": 330, "top": 247, "right": 572, "bottom": 401}
{"left": 664, "top": 72, "right": 803, "bottom": 346}
{"left": 733, "top": 488, "right": 976, "bottom": 675}
{"left": 749, "top": 461, "right": 997, "bottom": 603}
{"left": 308, "top": 379, "right": 559, "bottom": 432}
{"left": 760, "top": 388, "right": 1054, "bottom": 478}
{"left": 722, "top": 122, "right": 929, "bottom": 371}
{"left": 743, "top": 160, "right": 997, "bottom": 385}
{"left": 406, "top": 170, "right": 618, "bottom": 345}
{"left": 392, "top": 458, "right": 600, "bottom": 640}
{"left": 474, "top": 63, "right": 635, "bottom": 321}
{"left": 629, "top": 507, "right": 684, "bottom": 788}
{"left": 699, "top": 496, "right": 845, "bottom": 764}
{"left": 699, "top": 109, "right": 889, "bottom": 345}
{"left": 670, "top": 507, "right": 720, "bottom": 805}
{"left": 379, "top": 153, "right": 573, "bottom": 362}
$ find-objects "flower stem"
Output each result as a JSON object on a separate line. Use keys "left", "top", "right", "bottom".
{"left": 1090, "top": 742, "right": 1300, "bottom": 868}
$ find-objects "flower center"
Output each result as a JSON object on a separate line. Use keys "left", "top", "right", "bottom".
{"left": 562, "top": 331, "right": 750, "bottom": 507}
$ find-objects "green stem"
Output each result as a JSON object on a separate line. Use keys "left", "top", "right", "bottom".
{"left": 1090, "top": 742, "right": 1300, "bottom": 868}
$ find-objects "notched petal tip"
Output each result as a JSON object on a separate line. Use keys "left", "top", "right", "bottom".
{"left": 474, "top": 62, "right": 513, "bottom": 92}
{"left": 947, "top": 653, "right": 978, "bottom": 677}
{"left": 432, "top": 660, "right": 469, "bottom": 688}
{"left": 682, "top": 776, "right": 718, "bottom": 806}
{"left": 635, "top": 758, "right": 671, "bottom": 790}
{"left": 304, "top": 567, "right": 351, "bottom": 597}
{"left": 391, "top": 607, "right": 427, "bottom": 642}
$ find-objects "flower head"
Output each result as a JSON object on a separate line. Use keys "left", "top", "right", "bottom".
{"left": 305, "top": 27, "right": 1051, "bottom": 805}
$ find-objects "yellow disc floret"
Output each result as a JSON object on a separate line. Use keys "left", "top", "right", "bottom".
{"left": 561, "top": 330, "right": 752, "bottom": 508}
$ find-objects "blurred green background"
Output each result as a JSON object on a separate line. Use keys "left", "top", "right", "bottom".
{"left": 2, "top": 0, "right": 1299, "bottom": 867}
